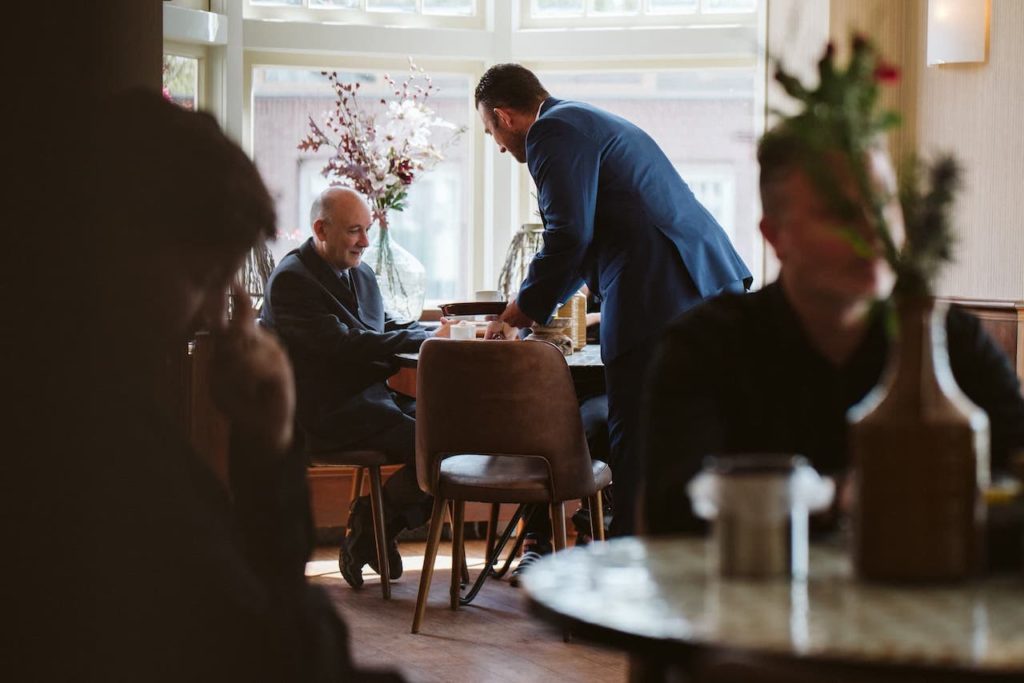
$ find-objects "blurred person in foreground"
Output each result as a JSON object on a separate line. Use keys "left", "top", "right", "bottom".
{"left": 19, "top": 89, "right": 402, "bottom": 682}
{"left": 641, "top": 38, "right": 1024, "bottom": 539}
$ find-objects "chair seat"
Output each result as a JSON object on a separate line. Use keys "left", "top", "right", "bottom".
{"left": 437, "top": 454, "right": 610, "bottom": 504}
{"left": 308, "top": 449, "right": 389, "bottom": 468}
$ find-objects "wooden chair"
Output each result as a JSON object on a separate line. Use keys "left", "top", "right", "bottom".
{"left": 411, "top": 338, "right": 612, "bottom": 633}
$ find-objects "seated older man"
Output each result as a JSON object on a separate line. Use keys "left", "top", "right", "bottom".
{"left": 261, "top": 187, "right": 450, "bottom": 586}
{"left": 641, "top": 127, "right": 1024, "bottom": 537}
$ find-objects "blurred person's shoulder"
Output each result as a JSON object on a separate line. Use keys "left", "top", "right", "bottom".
{"left": 663, "top": 284, "right": 775, "bottom": 350}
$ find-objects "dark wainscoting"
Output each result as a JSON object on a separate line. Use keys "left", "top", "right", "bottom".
{"left": 945, "top": 298, "right": 1024, "bottom": 382}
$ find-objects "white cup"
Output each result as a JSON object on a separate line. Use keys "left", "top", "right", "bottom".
{"left": 450, "top": 322, "right": 476, "bottom": 340}
{"left": 474, "top": 290, "right": 504, "bottom": 302}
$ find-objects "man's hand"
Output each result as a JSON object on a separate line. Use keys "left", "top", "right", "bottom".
{"left": 484, "top": 319, "right": 518, "bottom": 340}
{"left": 210, "top": 283, "right": 296, "bottom": 456}
{"left": 433, "top": 317, "right": 454, "bottom": 338}
{"left": 485, "top": 300, "right": 533, "bottom": 340}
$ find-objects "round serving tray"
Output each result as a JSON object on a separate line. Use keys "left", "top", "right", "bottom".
{"left": 438, "top": 301, "right": 507, "bottom": 317}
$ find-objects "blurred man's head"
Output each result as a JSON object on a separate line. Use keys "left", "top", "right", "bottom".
{"left": 310, "top": 187, "right": 372, "bottom": 271}
{"left": 95, "top": 88, "right": 276, "bottom": 352}
{"left": 757, "top": 128, "right": 901, "bottom": 307}
{"left": 474, "top": 64, "right": 550, "bottom": 163}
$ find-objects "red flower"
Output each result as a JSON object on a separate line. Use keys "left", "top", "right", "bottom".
{"left": 874, "top": 63, "right": 900, "bottom": 84}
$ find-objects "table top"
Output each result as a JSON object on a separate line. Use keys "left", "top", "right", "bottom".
{"left": 522, "top": 537, "right": 1024, "bottom": 675}
{"left": 395, "top": 342, "right": 604, "bottom": 369}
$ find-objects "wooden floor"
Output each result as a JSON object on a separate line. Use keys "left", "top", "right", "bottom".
{"left": 307, "top": 539, "right": 629, "bottom": 682}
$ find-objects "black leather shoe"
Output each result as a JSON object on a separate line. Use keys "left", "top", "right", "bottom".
{"left": 509, "top": 538, "right": 552, "bottom": 588}
{"left": 571, "top": 504, "right": 613, "bottom": 544}
{"left": 368, "top": 536, "right": 403, "bottom": 581}
{"left": 342, "top": 496, "right": 404, "bottom": 582}
{"left": 338, "top": 496, "right": 377, "bottom": 588}
{"left": 338, "top": 532, "right": 366, "bottom": 588}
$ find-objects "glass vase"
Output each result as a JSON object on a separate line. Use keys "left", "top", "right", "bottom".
{"left": 363, "top": 212, "right": 426, "bottom": 323}
{"left": 498, "top": 223, "right": 545, "bottom": 301}
{"left": 847, "top": 297, "right": 990, "bottom": 582}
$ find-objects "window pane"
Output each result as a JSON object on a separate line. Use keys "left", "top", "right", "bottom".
{"left": 423, "top": 0, "right": 474, "bottom": 15}
{"left": 366, "top": 0, "right": 416, "bottom": 12}
{"left": 531, "top": 0, "right": 585, "bottom": 18}
{"left": 591, "top": 0, "right": 640, "bottom": 14}
{"left": 162, "top": 54, "right": 198, "bottom": 110}
{"left": 249, "top": 0, "right": 302, "bottom": 5}
{"left": 310, "top": 0, "right": 360, "bottom": 8}
{"left": 647, "top": 0, "right": 698, "bottom": 13}
{"left": 535, "top": 68, "right": 760, "bottom": 283}
{"left": 702, "top": 0, "right": 757, "bottom": 12}
{"left": 252, "top": 67, "right": 472, "bottom": 304}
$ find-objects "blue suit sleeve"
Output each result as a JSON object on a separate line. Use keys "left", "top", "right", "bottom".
{"left": 518, "top": 118, "right": 599, "bottom": 324}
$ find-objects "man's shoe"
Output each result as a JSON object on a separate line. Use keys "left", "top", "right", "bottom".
{"left": 509, "top": 540, "right": 552, "bottom": 588}
{"left": 571, "top": 505, "right": 613, "bottom": 546}
{"left": 367, "top": 512, "right": 405, "bottom": 580}
{"left": 344, "top": 496, "right": 404, "bottom": 582}
{"left": 338, "top": 532, "right": 366, "bottom": 588}
{"left": 338, "top": 496, "right": 378, "bottom": 588}
{"left": 367, "top": 537, "right": 403, "bottom": 581}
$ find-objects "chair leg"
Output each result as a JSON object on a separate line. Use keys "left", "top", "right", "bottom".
{"left": 485, "top": 503, "right": 500, "bottom": 564}
{"left": 367, "top": 466, "right": 390, "bottom": 600}
{"left": 412, "top": 496, "right": 448, "bottom": 634}
{"left": 449, "top": 500, "right": 466, "bottom": 610}
{"left": 445, "top": 501, "right": 469, "bottom": 584}
{"left": 551, "top": 501, "right": 567, "bottom": 552}
{"left": 551, "top": 501, "right": 571, "bottom": 643}
{"left": 350, "top": 466, "right": 365, "bottom": 502}
{"left": 591, "top": 490, "right": 606, "bottom": 542}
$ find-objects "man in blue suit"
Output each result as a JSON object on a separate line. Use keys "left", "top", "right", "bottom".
{"left": 477, "top": 64, "right": 752, "bottom": 537}
{"left": 262, "top": 187, "right": 451, "bottom": 587}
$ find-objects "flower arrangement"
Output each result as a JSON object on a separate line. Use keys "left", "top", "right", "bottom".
{"left": 768, "top": 34, "right": 960, "bottom": 300}
{"left": 299, "top": 61, "right": 466, "bottom": 306}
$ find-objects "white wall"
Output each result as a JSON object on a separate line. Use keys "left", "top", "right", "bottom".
{"left": 830, "top": 0, "right": 1024, "bottom": 302}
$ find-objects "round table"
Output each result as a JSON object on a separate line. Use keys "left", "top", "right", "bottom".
{"left": 522, "top": 537, "right": 1024, "bottom": 681}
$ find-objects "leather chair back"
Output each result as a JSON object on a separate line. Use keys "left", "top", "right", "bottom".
{"left": 415, "top": 338, "right": 594, "bottom": 501}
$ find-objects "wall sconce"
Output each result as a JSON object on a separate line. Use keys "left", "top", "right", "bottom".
{"left": 927, "top": 0, "right": 990, "bottom": 66}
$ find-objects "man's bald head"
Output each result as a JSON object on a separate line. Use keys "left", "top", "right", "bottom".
{"left": 310, "top": 186, "right": 368, "bottom": 230}
{"left": 310, "top": 187, "right": 373, "bottom": 271}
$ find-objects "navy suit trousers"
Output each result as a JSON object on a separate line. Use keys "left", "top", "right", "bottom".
{"left": 347, "top": 394, "right": 432, "bottom": 530}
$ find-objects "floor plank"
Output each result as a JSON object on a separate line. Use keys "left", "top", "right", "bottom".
{"left": 309, "top": 539, "right": 629, "bottom": 682}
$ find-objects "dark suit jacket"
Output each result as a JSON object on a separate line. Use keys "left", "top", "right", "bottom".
{"left": 520, "top": 97, "right": 753, "bottom": 362}
{"left": 261, "top": 238, "right": 428, "bottom": 447}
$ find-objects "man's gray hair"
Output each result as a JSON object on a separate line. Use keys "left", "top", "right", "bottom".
{"left": 310, "top": 193, "right": 326, "bottom": 229}
{"left": 310, "top": 186, "right": 363, "bottom": 229}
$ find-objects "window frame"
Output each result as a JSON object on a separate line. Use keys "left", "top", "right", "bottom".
{"left": 243, "top": 0, "right": 483, "bottom": 30}
{"left": 519, "top": 0, "right": 759, "bottom": 30}
{"left": 163, "top": 42, "right": 209, "bottom": 111}
{"left": 244, "top": 51, "right": 483, "bottom": 307}
{"left": 238, "top": 0, "right": 769, "bottom": 305}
